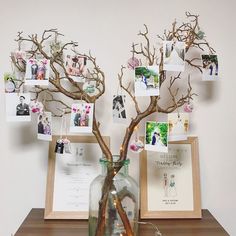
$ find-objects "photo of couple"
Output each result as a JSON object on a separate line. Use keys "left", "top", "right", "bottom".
{"left": 37, "top": 112, "right": 52, "bottom": 141}
{"left": 145, "top": 121, "right": 168, "bottom": 153}
{"left": 168, "top": 113, "right": 189, "bottom": 141}
{"left": 65, "top": 55, "right": 87, "bottom": 82}
{"left": 25, "top": 58, "right": 50, "bottom": 85}
{"left": 134, "top": 66, "right": 160, "bottom": 96}
{"left": 70, "top": 103, "right": 94, "bottom": 133}
{"left": 112, "top": 95, "right": 126, "bottom": 123}
{"left": 202, "top": 54, "right": 219, "bottom": 80}
{"left": 163, "top": 40, "right": 185, "bottom": 71}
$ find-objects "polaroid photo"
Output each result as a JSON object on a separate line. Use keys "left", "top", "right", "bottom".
{"left": 70, "top": 103, "right": 94, "bottom": 133}
{"left": 202, "top": 55, "right": 219, "bottom": 81}
{"left": 163, "top": 40, "right": 185, "bottom": 71}
{"left": 65, "top": 55, "right": 87, "bottom": 82}
{"left": 112, "top": 95, "right": 126, "bottom": 123}
{"left": 25, "top": 58, "right": 50, "bottom": 86}
{"left": 145, "top": 121, "right": 168, "bottom": 153}
{"left": 168, "top": 113, "right": 189, "bottom": 141}
{"left": 37, "top": 112, "right": 52, "bottom": 141}
{"left": 6, "top": 93, "right": 31, "bottom": 122}
{"left": 134, "top": 66, "right": 160, "bottom": 96}
{"left": 11, "top": 50, "right": 26, "bottom": 65}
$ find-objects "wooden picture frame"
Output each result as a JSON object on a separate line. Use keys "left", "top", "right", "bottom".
{"left": 140, "top": 136, "right": 201, "bottom": 219}
{"left": 44, "top": 135, "right": 110, "bottom": 219}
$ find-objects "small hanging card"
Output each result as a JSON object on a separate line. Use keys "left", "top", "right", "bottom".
{"left": 37, "top": 112, "right": 52, "bottom": 141}
{"left": 145, "top": 121, "right": 169, "bottom": 153}
{"left": 168, "top": 113, "right": 189, "bottom": 141}
{"left": 25, "top": 58, "right": 50, "bottom": 86}
{"left": 5, "top": 93, "right": 31, "bottom": 122}
{"left": 201, "top": 55, "right": 219, "bottom": 81}
{"left": 70, "top": 103, "right": 94, "bottom": 133}
{"left": 65, "top": 54, "right": 86, "bottom": 82}
{"left": 112, "top": 95, "right": 127, "bottom": 123}
{"left": 134, "top": 66, "right": 160, "bottom": 97}
{"left": 163, "top": 40, "right": 185, "bottom": 72}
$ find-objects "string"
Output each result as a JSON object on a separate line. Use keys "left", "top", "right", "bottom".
{"left": 59, "top": 109, "right": 66, "bottom": 140}
{"left": 136, "top": 221, "right": 162, "bottom": 236}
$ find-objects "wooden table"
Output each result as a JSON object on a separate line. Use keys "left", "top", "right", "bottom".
{"left": 15, "top": 209, "right": 229, "bottom": 236}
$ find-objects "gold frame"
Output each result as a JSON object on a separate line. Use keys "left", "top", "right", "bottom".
{"left": 44, "top": 135, "right": 110, "bottom": 219}
{"left": 140, "top": 136, "right": 201, "bottom": 219}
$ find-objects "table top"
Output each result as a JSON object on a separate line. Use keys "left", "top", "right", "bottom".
{"left": 15, "top": 209, "right": 229, "bottom": 236}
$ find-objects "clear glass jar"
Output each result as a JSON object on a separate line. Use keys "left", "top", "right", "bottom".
{"left": 89, "top": 156, "right": 139, "bottom": 236}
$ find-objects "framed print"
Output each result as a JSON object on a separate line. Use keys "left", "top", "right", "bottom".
{"left": 140, "top": 137, "right": 201, "bottom": 219}
{"left": 44, "top": 135, "right": 110, "bottom": 219}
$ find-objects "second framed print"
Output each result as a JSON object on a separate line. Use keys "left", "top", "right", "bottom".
{"left": 44, "top": 135, "right": 110, "bottom": 219}
{"left": 140, "top": 137, "right": 201, "bottom": 219}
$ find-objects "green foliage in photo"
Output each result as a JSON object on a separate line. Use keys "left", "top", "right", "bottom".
{"left": 146, "top": 122, "right": 168, "bottom": 146}
{"left": 135, "top": 67, "right": 159, "bottom": 84}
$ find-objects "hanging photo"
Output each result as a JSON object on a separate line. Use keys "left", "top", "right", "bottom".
{"left": 163, "top": 40, "right": 185, "bottom": 71}
{"left": 5, "top": 93, "right": 31, "bottom": 122}
{"left": 70, "top": 103, "right": 94, "bottom": 133}
{"left": 112, "top": 95, "right": 126, "bottom": 123}
{"left": 168, "top": 113, "right": 189, "bottom": 141}
{"left": 145, "top": 121, "right": 168, "bottom": 153}
{"left": 65, "top": 55, "right": 86, "bottom": 82}
{"left": 37, "top": 112, "right": 52, "bottom": 141}
{"left": 134, "top": 66, "right": 160, "bottom": 96}
{"left": 201, "top": 55, "right": 219, "bottom": 81}
{"left": 11, "top": 50, "right": 26, "bottom": 66}
{"left": 25, "top": 58, "right": 50, "bottom": 85}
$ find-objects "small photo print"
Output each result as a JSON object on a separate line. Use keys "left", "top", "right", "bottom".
{"left": 168, "top": 113, "right": 189, "bottom": 141}
{"left": 25, "top": 58, "right": 50, "bottom": 85}
{"left": 6, "top": 93, "right": 31, "bottom": 122}
{"left": 134, "top": 66, "right": 160, "bottom": 96}
{"left": 11, "top": 50, "right": 26, "bottom": 64}
{"left": 65, "top": 55, "right": 87, "bottom": 82}
{"left": 112, "top": 95, "right": 126, "bottom": 123}
{"left": 163, "top": 40, "right": 185, "bottom": 71}
{"left": 145, "top": 121, "right": 168, "bottom": 153}
{"left": 37, "top": 112, "right": 52, "bottom": 141}
{"left": 202, "top": 55, "right": 219, "bottom": 80}
{"left": 70, "top": 103, "right": 94, "bottom": 133}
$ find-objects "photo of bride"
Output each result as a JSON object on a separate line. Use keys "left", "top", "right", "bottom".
{"left": 202, "top": 54, "right": 219, "bottom": 81}
{"left": 163, "top": 40, "right": 185, "bottom": 71}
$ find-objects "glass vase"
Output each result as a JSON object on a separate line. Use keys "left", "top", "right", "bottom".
{"left": 89, "top": 156, "right": 139, "bottom": 236}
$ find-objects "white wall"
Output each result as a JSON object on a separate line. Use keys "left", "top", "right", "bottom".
{"left": 0, "top": 0, "right": 236, "bottom": 235}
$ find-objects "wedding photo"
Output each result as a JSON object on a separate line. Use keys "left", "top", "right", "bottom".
{"left": 5, "top": 93, "right": 31, "bottom": 122}
{"left": 134, "top": 66, "right": 159, "bottom": 96}
{"left": 25, "top": 58, "right": 50, "bottom": 85}
{"left": 70, "top": 103, "right": 94, "bottom": 133}
{"left": 202, "top": 54, "right": 219, "bottom": 80}
{"left": 145, "top": 121, "right": 168, "bottom": 153}
{"left": 112, "top": 95, "right": 126, "bottom": 123}
{"left": 65, "top": 55, "right": 87, "bottom": 82}
{"left": 37, "top": 112, "right": 52, "bottom": 141}
{"left": 163, "top": 40, "right": 185, "bottom": 71}
{"left": 168, "top": 113, "right": 189, "bottom": 141}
